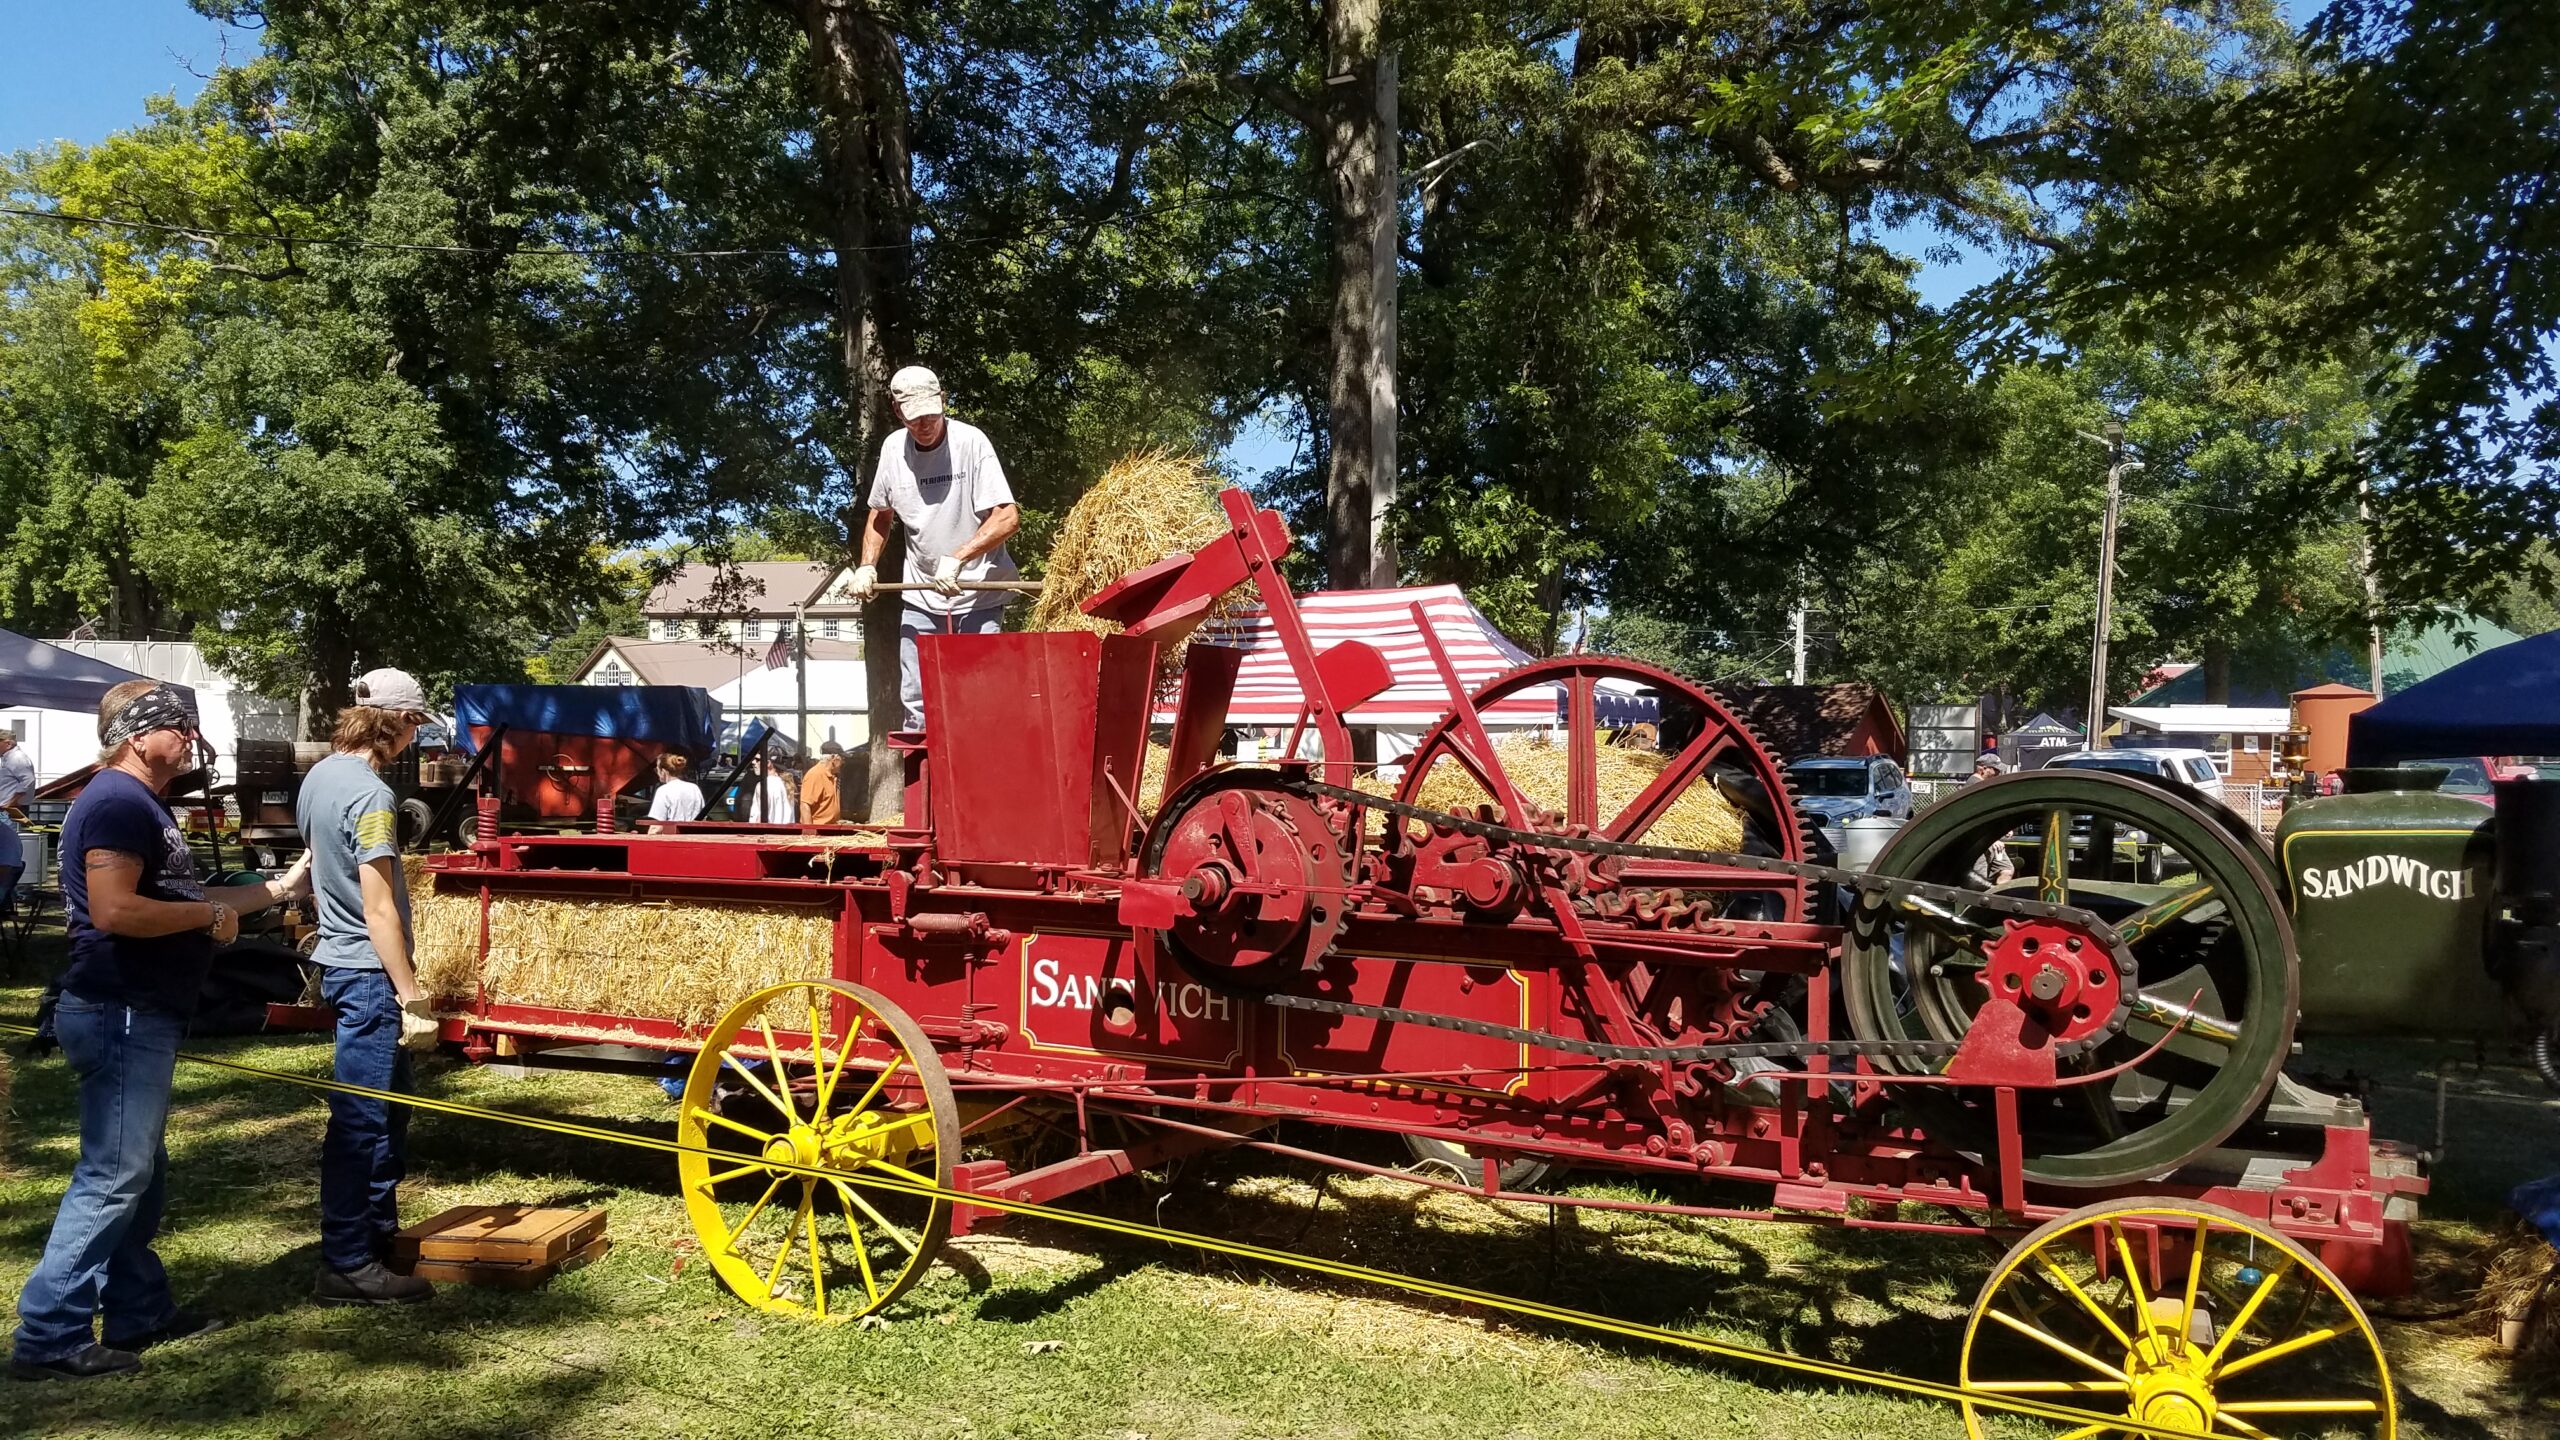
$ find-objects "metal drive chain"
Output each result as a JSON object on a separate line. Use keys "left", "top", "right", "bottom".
{"left": 1254, "top": 773, "right": 2139, "bottom": 1063}
{"left": 1257, "top": 989, "right": 1955, "bottom": 1065}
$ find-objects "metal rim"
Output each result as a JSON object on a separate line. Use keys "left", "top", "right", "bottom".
{"left": 1391, "top": 654, "right": 1809, "bottom": 913}
{"left": 1844, "top": 770, "right": 2299, "bottom": 1187}
{"left": 674, "top": 979, "right": 956, "bottom": 1319}
{"left": 1960, "top": 1198, "right": 2395, "bottom": 1440}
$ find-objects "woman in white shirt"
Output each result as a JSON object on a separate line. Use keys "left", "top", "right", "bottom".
{"left": 749, "top": 762, "right": 797, "bottom": 824}
{"left": 646, "top": 754, "right": 705, "bottom": 828}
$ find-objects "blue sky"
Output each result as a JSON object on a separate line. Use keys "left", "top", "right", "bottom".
{"left": 6, "top": 1, "right": 2006, "bottom": 480}
{"left": 0, "top": 1, "right": 244, "bottom": 156}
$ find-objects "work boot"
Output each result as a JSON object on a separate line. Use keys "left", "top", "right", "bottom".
{"left": 109, "top": 1310, "right": 224, "bottom": 1352}
{"left": 313, "top": 1261, "right": 433, "bottom": 1307}
{"left": 9, "top": 1343, "right": 141, "bottom": 1382}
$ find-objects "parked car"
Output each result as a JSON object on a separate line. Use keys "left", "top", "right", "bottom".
{"left": 1785, "top": 754, "right": 1914, "bottom": 823}
{"left": 2407, "top": 756, "right": 2497, "bottom": 803}
{"left": 2041, "top": 746, "right": 2224, "bottom": 796}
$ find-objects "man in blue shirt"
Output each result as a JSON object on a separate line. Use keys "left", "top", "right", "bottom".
{"left": 298, "top": 668, "right": 439, "bottom": 1306}
{"left": 11, "top": 681, "right": 305, "bottom": 1382}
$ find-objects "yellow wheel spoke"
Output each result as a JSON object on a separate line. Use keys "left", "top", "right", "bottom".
{"left": 2110, "top": 1223, "right": 2154, "bottom": 1322}
{"left": 2203, "top": 1258, "right": 2295, "bottom": 1370}
{"left": 2052, "top": 1425, "right": 2116, "bottom": 1440}
{"left": 1984, "top": 1306, "right": 2131, "bottom": 1382}
{"left": 723, "top": 1052, "right": 796, "bottom": 1120}
{"left": 1965, "top": 1379, "right": 2131, "bottom": 1394}
{"left": 764, "top": 1184, "right": 812, "bottom": 1293}
{"left": 2212, "top": 1414, "right": 2275, "bottom": 1439}
{"left": 842, "top": 1186, "right": 923, "bottom": 1255}
{"left": 2213, "top": 1323, "right": 2350, "bottom": 1380}
{"left": 754, "top": 1016, "right": 801, "bottom": 1125}
{"left": 2033, "top": 1253, "right": 2137, "bottom": 1352}
{"left": 804, "top": 1193, "right": 828, "bottom": 1319}
{"left": 860, "top": 1155, "right": 939, "bottom": 1193}
{"left": 804, "top": 997, "right": 832, "bottom": 1108}
{"left": 832, "top": 1181, "right": 885, "bottom": 1305}
{"left": 2217, "top": 1399, "right": 2380, "bottom": 1415}
{"left": 818, "top": 1014, "right": 869, "bottom": 1114}
{"left": 720, "top": 1175, "right": 788, "bottom": 1256}
{"left": 697, "top": 1160, "right": 764, "bottom": 1191}
{"left": 690, "top": 1105, "right": 778, "bottom": 1145}
{"left": 2179, "top": 1219, "right": 2209, "bottom": 1347}
{"left": 847, "top": 1055, "right": 904, "bottom": 1117}
{"left": 2040, "top": 808, "right": 2072, "bottom": 904}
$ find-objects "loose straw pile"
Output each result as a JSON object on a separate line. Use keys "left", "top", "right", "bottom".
{"left": 1029, "top": 450, "right": 1238, "bottom": 651}
{"left": 1399, "top": 733, "right": 1746, "bottom": 853}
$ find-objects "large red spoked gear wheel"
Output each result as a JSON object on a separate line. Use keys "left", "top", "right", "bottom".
{"left": 1391, "top": 655, "right": 1813, "bottom": 923}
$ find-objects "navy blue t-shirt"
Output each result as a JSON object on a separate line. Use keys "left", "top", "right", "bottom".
{"left": 59, "top": 768, "right": 213, "bottom": 1015}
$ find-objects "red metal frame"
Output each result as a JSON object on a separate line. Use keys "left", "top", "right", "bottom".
{"left": 420, "top": 489, "right": 2426, "bottom": 1293}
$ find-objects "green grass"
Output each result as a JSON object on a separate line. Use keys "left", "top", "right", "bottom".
{"left": 1, "top": 959, "right": 2552, "bottom": 1440}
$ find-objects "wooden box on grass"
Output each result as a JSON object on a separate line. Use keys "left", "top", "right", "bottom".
{"left": 390, "top": 1205, "right": 610, "bottom": 1289}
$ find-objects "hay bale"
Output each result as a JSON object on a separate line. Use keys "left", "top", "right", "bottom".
{"left": 404, "top": 859, "right": 834, "bottom": 1028}
{"left": 1028, "top": 450, "right": 1234, "bottom": 637}
{"left": 1401, "top": 732, "right": 1745, "bottom": 853}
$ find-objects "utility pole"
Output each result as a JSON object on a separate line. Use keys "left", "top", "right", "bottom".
{"left": 2354, "top": 477, "right": 2386, "bottom": 697}
{"left": 1790, "top": 600, "right": 1809, "bottom": 685}
{"left": 2078, "top": 420, "right": 2144, "bottom": 750}
{"left": 793, "top": 602, "right": 809, "bottom": 753}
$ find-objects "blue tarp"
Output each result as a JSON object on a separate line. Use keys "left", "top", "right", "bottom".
{"left": 452, "top": 684, "right": 722, "bottom": 757}
{"left": 0, "top": 628, "right": 192, "bottom": 714}
{"left": 2346, "top": 628, "right": 2560, "bottom": 766}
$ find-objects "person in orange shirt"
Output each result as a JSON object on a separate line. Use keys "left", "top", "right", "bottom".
{"left": 800, "top": 741, "right": 844, "bottom": 824}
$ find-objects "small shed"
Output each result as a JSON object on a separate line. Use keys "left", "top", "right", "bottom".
{"left": 1716, "top": 683, "right": 1905, "bottom": 762}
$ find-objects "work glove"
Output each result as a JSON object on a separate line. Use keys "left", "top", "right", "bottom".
{"left": 398, "top": 997, "right": 441, "bottom": 1052}
{"left": 848, "top": 564, "right": 878, "bottom": 600}
{"left": 931, "top": 555, "right": 964, "bottom": 595}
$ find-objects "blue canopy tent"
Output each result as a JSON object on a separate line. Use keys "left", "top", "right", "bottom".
{"left": 0, "top": 627, "right": 192, "bottom": 713}
{"left": 2346, "top": 628, "right": 2560, "bottom": 766}
{"left": 451, "top": 685, "right": 722, "bottom": 757}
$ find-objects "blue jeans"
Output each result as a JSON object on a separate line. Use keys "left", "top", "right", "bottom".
{"left": 12, "top": 996, "right": 185, "bottom": 1362}
{"left": 319, "top": 967, "right": 412, "bottom": 1273}
{"left": 898, "top": 602, "right": 1006, "bottom": 731}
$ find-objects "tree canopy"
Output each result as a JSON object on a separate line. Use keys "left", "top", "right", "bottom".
{"left": 0, "top": 0, "right": 2548, "bottom": 735}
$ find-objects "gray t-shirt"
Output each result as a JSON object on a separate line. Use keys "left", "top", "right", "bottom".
{"left": 297, "top": 751, "right": 412, "bottom": 970}
{"left": 867, "top": 418, "right": 1018, "bottom": 615}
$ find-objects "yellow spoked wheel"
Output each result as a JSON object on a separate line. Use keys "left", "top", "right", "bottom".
{"left": 676, "top": 980, "right": 956, "bottom": 1319}
{"left": 1961, "top": 1200, "right": 2394, "bottom": 1440}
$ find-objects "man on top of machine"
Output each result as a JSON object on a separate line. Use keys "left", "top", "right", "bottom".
{"left": 846, "top": 365, "right": 1021, "bottom": 731}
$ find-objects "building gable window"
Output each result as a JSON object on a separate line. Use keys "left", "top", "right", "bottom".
{"left": 595, "top": 660, "right": 634, "bottom": 686}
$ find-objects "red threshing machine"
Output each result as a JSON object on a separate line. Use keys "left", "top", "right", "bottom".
{"left": 424, "top": 490, "right": 2420, "bottom": 1438}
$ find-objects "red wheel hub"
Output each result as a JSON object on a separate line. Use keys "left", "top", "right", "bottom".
{"left": 1152, "top": 781, "right": 1347, "bottom": 985}
{"left": 1981, "top": 918, "right": 2124, "bottom": 1045}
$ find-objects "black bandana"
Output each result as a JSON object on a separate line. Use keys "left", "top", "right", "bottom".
{"left": 100, "top": 684, "right": 197, "bottom": 748}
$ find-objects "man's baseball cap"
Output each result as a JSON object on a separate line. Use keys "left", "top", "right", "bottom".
{"left": 355, "top": 667, "right": 429, "bottom": 714}
{"left": 889, "top": 364, "right": 944, "bottom": 419}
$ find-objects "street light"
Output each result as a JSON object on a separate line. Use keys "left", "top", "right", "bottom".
{"left": 2074, "top": 419, "right": 2144, "bottom": 750}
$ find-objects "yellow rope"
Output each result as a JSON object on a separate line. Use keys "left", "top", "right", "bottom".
{"left": 0, "top": 1020, "right": 2234, "bottom": 1440}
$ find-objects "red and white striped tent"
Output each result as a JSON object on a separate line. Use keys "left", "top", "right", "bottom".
{"left": 1158, "top": 585, "right": 1555, "bottom": 744}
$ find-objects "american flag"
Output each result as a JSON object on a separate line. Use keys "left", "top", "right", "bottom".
{"left": 763, "top": 624, "right": 793, "bottom": 670}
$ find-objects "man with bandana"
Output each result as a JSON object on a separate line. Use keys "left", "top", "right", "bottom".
{"left": 11, "top": 681, "right": 307, "bottom": 1382}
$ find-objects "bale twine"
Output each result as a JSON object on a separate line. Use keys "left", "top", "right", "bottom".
{"left": 1399, "top": 732, "right": 1746, "bottom": 853}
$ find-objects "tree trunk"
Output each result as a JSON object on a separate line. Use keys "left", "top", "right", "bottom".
{"left": 794, "top": 0, "right": 917, "bottom": 821}
{"left": 306, "top": 619, "right": 356, "bottom": 739}
{"left": 2202, "top": 635, "right": 2232, "bottom": 705}
{"left": 1320, "top": 1, "right": 1396, "bottom": 589}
